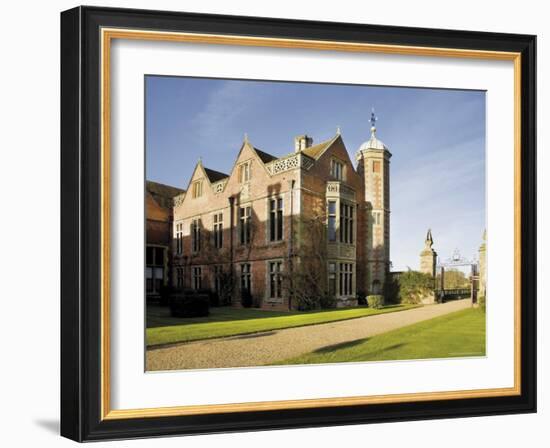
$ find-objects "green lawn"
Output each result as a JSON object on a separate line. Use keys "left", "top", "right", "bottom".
{"left": 275, "top": 308, "right": 486, "bottom": 365}
{"left": 146, "top": 304, "right": 418, "bottom": 347}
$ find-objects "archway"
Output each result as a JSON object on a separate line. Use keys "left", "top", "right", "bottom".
{"left": 435, "top": 249, "right": 479, "bottom": 305}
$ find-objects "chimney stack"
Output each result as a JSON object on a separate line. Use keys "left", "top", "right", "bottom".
{"left": 294, "top": 134, "right": 313, "bottom": 152}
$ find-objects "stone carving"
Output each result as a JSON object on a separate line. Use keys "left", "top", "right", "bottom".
{"left": 326, "top": 182, "right": 356, "bottom": 200}
{"left": 212, "top": 180, "right": 227, "bottom": 194}
{"left": 265, "top": 153, "right": 314, "bottom": 175}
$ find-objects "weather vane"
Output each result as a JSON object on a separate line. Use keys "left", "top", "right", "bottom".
{"left": 370, "top": 107, "right": 377, "bottom": 128}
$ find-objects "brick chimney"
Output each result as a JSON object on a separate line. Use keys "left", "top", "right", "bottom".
{"left": 294, "top": 134, "right": 313, "bottom": 152}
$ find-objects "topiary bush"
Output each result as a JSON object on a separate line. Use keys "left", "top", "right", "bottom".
{"left": 197, "top": 288, "right": 220, "bottom": 307}
{"left": 170, "top": 293, "right": 210, "bottom": 317}
{"left": 367, "top": 295, "right": 384, "bottom": 309}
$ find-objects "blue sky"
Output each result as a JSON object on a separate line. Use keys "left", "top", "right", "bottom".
{"left": 146, "top": 76, "right": 486, "bottom": 272}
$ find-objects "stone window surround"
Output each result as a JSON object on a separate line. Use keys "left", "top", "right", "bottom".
{"left": 192, "top": 179, "right": 203, "bottom": 198}
{"left": 335, "top": 261, "right": 355, "bottom": 298}
{"left": 174, "top": 221, "right": 184, "bottom": 255}
{"left": 326, "top": 198, "right": 357, "bottom": 247}
{"left": 239, "top": 262, "right": 252, "bottom": 294}
{"left": 192, "top": 266, "right": 202, "bottom": 290}
{"left": 212, "top": 212, "right": 223, "bottom": 249}
{"left": 237, "top": 203, "right": 252, "bottom": 245}
{"left": 237, "top": 159, "right": 252, "bottom": 184}
{"left": 191, "top": 217, "right": 201, "bottom": 253}
{"left": 330, "top": 157, "right": 346, "bottom": 181}
{"left": 265, "top": 258, "right": 284, "bottom": 303}
{"left": 266, "top": 195, "right": 284, "bottom": 244}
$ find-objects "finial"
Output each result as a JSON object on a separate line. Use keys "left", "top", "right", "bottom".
{"left": 244, "top": 132, "right": 249, "bottom": 143}
{"left": 425, "top": 228, "right": 433, "bottom": 248}
{"left": 336, "top": 125, "right": 341, "bottom": 135}
{"left": 370, "top": 107, "right": 377, "bottom": 136}
{"left": 198, "top": 156, "right": 202, "bottom": 164}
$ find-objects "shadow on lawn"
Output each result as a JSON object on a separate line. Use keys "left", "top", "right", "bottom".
{"left": 313, "top": 338, "right": 408, "bottom": 358}
{"left": 313, "top": 338, "right": 369, "bottom": 353}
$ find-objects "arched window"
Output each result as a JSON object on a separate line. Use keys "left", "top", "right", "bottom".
{"left": 371, "top": 279, "right": 381, "bottom": 295}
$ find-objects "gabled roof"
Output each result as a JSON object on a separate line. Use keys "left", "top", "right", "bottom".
{"left": 145, "top": 180, "right": 185, "bottom": 209}
{"left": 301, "top": 135, "right": 340, "bottom": 160}
{"left": 203, "top": 167, "right": 229, "bottom": 183}
{"left": 253, "top": 147, "right": 278, "bottom": 163}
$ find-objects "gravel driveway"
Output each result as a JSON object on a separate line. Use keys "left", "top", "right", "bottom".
{"left": 146, "top": 299, "right": 471, "bottom": 371}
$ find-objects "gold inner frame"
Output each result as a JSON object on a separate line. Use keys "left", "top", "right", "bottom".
{"left": 100, "top": 28, "right": 522, "bottom": 421}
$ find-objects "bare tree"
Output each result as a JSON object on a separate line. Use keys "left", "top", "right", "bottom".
{"left": 287, "top": 210, "right": 332, "bottom": 310}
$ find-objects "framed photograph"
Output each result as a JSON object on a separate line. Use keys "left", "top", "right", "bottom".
{"left": 60, "top": 6, "right": 536, "bottom": 441}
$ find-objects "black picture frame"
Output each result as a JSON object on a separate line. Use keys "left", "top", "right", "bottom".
{"left": 61, "top": 5, "right": 536, "bottom": 442}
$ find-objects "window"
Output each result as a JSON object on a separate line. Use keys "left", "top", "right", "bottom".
{"left": 328, "top": 262, "right": 337, "bottom": 297}
{"left": 192, "top": 180, "right": 203, "bottom": 198}
{"left": 191, "top": 218, "right": 201, "bottom": 252}
{"left": 240, "top": 263, "right": 251, "bottom": 292}
{"left": 175, "top": 222, "right": 183, "bottom": 255}
{"left": 330, "top": 159, "right": 344, "bottom": 180}
{"left": 373, "top": 211, "right": 381, "bottom": 226}
{"left": 238, "top": 161, "right": 251, "bottom": 183}
{"left": 327, "top": 201, "right": 337, "bottom": 242}
{"left": 192, "top": 266, "right": 202, "bottom": 290}
{"left": 146, "top": 246, "right": 165, "bottom": 294}
{"left": 213, "top": 213, "right": 223, "bottom": 249}
{"left": 213, "top": 265, "right": 223, "bottom": 294}
{"left": 339, "top": 263, "right": 354, "bottom": 296}
{"left": 269, "top": 198, "right": 283, "bottom": 241}
{"left": 269, "top": 261, "right": 283, "bottom": 299}
{"left": 372, "top": 160, "right": 381, "bottom": 173}
{"left": 176, "top": 267, "right": 184, "bottom": 289}
{"left": 239, "top": 206, "right": 252, "bottom": 245}
{"left": 339, "top": 203, "right": 354, "bottom": 244}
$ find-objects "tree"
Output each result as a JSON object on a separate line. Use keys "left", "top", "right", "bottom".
{"left": 287, "top": 206, "right": 335, "bottom": 310}
{"left": 436, "top": 269, "right": 469, "bottom": 289}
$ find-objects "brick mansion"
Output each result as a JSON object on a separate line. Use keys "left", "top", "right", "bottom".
{"left": 146, "top": 114, "right": 392, "bottom": 310}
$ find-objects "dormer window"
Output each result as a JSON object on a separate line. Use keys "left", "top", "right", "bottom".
{"left": 238, "top": 161, "right": 251, "bottom": 183}
{"left": 192, "top": 180, "right": 203, "bottom": 198}
{"left": 330, "top": 159, "right": 344, "bottom": 180}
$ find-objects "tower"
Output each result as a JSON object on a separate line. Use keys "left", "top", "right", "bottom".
{"left": 419, "top": 229, "right": 437, "bottom": 277}
{"left": 356, "top": 109, "right": 392, "bottom": 295}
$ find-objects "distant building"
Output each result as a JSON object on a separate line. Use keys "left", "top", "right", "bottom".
{"left": 145, "top": 181, "right": 185, "bottom": 300}
{"left": 170, "top": 112, "right": 392, "bottom": 310}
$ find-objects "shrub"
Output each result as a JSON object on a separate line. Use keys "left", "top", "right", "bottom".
{"left": 197, "top": 288, "right": 220, "bottom": 307}
{"left": 296, "top": 295, "right": 319, "bottom": 311}
{"left": 383, "top": 276, "right": 400, "bottom": 304}
{"left": 170, "top": 293, "right": 210, "bottom": 317}
{"left": 357, "top": 290, "right": 367, "bottom": 306}
{"left": 320, "top": 294, "right": 337, "bottom": 309}
{"left": 395, "top": 271, "right": 435, "bottom": 304}
{"left": 367, "top": 295, "right": 384, "bottom": 309}
{"left": 158, "top": 284, "right": 174, "bottom": 307}
{"left": 241, "top": 288, "right": 253, "bottom": 308}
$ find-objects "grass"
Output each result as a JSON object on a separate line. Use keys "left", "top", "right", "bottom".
{"left": 275, "top": 308, "right": 486, "bottom": 365}
{"left": 146, "top": 304, "right": 418, "bottom": 347}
